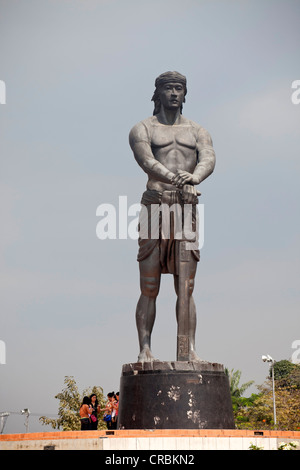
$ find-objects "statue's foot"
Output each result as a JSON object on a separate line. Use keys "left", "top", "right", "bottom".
{"left": 138, "top": 348, "right": 157, "bottom": 363}
{"left": 190, "top": 349, "right": 205, "bottom": 362}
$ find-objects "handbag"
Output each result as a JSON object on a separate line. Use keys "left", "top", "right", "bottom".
{"left": 103, "top": 414, "right": 111, "bottom": 422}
{"left": 90, "top": 414, "right": 97, "bottom": 423}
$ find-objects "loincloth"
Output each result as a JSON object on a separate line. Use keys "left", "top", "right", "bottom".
{"left": 137, "top": 189, "right": 200, "bottom": 275}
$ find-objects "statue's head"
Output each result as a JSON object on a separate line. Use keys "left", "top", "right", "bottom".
{"left": 151, "top": 71, "right": 187, "bottom": 115}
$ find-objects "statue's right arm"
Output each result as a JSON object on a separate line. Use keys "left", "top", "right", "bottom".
{"left": 129, "top": 122, "right": 175, "bottom": 184}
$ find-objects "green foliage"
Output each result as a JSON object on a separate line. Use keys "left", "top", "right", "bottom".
{"left": 234, "top": 361, "right": 300, "bottom": 431}
{"left": 225, "top": 368, "right": 254, "bottom": 398}
{"left": 272, "top": 360, "right": 300, "bottom": 388}
{"left": 248, "top": 441, "right": 299, "bottom": 451}
{"left": 248, "top": 442, "right": 264, "bottom": 450}
{"left": 277, "top": 441, "right": 299, "bottom": 450}
{"left": 273, "top": 360, "right": 294, "bottom": 380}
{"left": 39, "top": 376, "right": 107, "bottom": 431}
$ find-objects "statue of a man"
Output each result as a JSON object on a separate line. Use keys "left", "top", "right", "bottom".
{"left": 129, "top": 72, "right": 216, "bottom": 363}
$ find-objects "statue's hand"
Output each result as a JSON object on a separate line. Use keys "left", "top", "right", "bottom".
{"left": 182, "top": 184, "right": 200, "bottom": 204}
{"left": 172, "top": 170, "right": 200, "bottom": 188}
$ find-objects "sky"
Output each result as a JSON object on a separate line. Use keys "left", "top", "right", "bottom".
{"left": 0, "top": 0, "right": 299, "bottom": 433}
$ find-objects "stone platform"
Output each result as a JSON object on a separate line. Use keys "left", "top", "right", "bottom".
{"left": 1, "top": 429, "right": 299, "bottom": 450}
{"left": 117, "top": 361, "right": 235, "bottom": 430}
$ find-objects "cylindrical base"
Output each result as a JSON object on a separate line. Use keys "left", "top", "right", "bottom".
{"left": 118, "top": 361, "right": 235, "bottom": 430}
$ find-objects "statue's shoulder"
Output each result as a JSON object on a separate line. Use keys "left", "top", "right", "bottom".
{"left": 129, "top": 116, "right": 157, "bottom": 145}
{"left": 181, "top": 116, "right": 204, "bottom": 131}
{"left": 182, "top": 116, "right": 212, "bottom": 141}
{"left": 131, "top": 116, "right": 157, "bottom": 131}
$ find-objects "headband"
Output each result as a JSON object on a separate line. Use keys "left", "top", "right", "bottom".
{"left": 154, "top": 71, "right": 187, "bottom": 89}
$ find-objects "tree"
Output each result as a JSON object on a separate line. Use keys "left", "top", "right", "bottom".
{"left": 225, "top": 368, "right": 254, "bottom": 398}
{"left": 235, "top": 361, "right": 300, "bottom": 430}
{"left": 272, "top": 360, "right": 300, "bottom": 388}
{"left": 225, "top": 368, "right": 258, "bottom": 427}
{"left": 39, "top": 376, "right": 107, "bottom": 431}
{"left": 236, "top": 379, "right": 300, "bottom": 430}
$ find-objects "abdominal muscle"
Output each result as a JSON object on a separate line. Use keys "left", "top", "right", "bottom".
{"left": 147, "top": 180, "right": 176, "bottom": 192}
{"left": 147, "top": 146, "right": 197, "bottom": 192}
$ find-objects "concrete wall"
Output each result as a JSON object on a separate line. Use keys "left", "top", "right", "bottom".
{"left": 0, "top": 429, "right": 299, "bottom": 451}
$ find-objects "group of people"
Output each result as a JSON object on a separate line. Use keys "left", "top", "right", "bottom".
{"left": 79, "top": 392, "right": 119, "bottom": 430}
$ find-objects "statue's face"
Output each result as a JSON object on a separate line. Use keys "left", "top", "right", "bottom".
{"left": 158, "top": 82, "right": 185, "bottom": 111}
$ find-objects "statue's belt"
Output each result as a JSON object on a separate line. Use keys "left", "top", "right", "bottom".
{"left": 140, "top": 189, "right": 198, "bottom": 206}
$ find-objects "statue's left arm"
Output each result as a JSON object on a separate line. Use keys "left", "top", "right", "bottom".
{"left": 193, "top": 127, "right": 216, "bottom": 184}
{"left": 173, "top": 126, "right": 216, "bottom": 188}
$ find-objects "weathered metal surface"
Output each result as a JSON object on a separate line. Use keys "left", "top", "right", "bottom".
{"left": 118, "top": 362, "right": 235, "bottom": 430}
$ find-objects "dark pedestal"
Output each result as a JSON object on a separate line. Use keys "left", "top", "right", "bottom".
{"left": 117, "top": 361, "right": 235, "bottom": 430}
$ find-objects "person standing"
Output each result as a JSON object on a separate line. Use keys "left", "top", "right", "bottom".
{"left": 113, "top": 392, "right": 119, "bottom": 429}
{"left": 110, "top": 392, "right": 119, "bottom": 430}
{"left": 89, "top": 393, "right": 100, "bottom": 430}
{"left": 100, "top": 392, "right": 116, "bottom": 430}
{"left": 79, "top": 396, "right": 92, "bottom": 430}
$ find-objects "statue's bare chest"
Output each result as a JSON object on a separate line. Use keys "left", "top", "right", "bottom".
{"left": 150, "top": 125, "right": 197, "bottom": 151}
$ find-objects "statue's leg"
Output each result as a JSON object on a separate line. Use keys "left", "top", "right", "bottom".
{"left": 136, "top": 245, "right": 161, "bottom": 362}
{"left": 174, "top": 251, "right": 202, "bottom": 361}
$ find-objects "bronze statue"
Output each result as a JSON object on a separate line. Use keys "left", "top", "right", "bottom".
{"left": 129, "top": 72, "right": 216, "bottom": 363}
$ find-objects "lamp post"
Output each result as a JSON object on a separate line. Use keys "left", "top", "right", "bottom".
{"left": 21, "top": 408, "right": 30, "bottom": 433}
{"left": 0, "top": 412, "right": 10, "bottom": 434}
{"left": 262, "top": 355, "right": 277, "bottom": 427}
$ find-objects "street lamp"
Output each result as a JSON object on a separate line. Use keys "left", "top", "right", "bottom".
{"left": 21, "top": 408, "right": 30, "bottom": 433}
{"left": 0, "top": 412, "right": 10, "bottom": 434}
{"left": 262, "top": 355, "right": 277, "bottom": 427}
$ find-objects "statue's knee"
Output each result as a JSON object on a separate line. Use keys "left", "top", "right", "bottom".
{"left": 141, "top": 276, "right": 160, "bottom": 298}
{"left": 188, "top": 278, "right": 195, "bottom": 296}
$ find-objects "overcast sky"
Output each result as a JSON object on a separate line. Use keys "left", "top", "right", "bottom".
{"left": 0, "top": 0, "right": 299, "bottom": 433}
